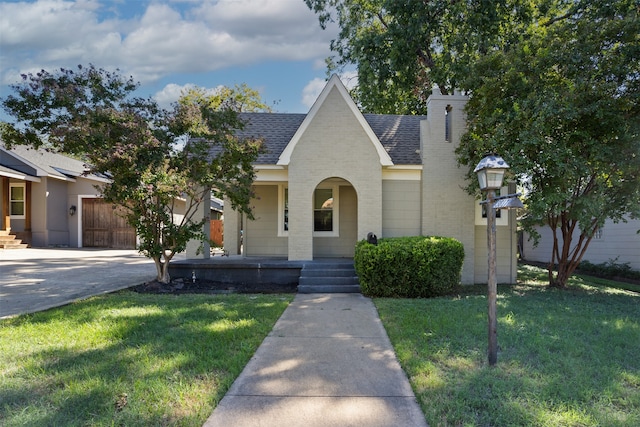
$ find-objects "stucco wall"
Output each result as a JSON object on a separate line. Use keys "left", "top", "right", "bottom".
{"left": 474, "top": 218, "right": 519, "bottom": 284}
{"left": 244, "top": 185, "right": 287, "bottom": 256}
{"left": 45, "top": 178, "right": 70, "bottom": 246}
{"left": 522, "top": 218, "right": 640, "bottom": 271}
{"left": 382, "top": 180, "right": 421, "bottom": 237}
{"left": 287, "top": 86, "right": 384, "bottom": 260}
{"left": 29, "top": 178, "right": 48, "bottom": 246}
{"left": 421, "top": 93, "right": 478, "bottom": 284}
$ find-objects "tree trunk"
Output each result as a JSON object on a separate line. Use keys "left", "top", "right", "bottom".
{"left": 547, "top": 216, "right": 597, "bottom": 288}
{"left": 152, "top": 253, "right": 174, "bottom": 284}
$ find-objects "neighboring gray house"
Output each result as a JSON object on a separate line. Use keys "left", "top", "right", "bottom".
{"left": 0, "top": 145, "right": 224, "bottom": 250}
{"left": 188, "top": 75, "right": 519, "bottom": 284}
{"left": 0, "top": 145, "right": 127, "bottom": 248}
{"left": 523, "top": 219, "right": 640, "bottom": 271}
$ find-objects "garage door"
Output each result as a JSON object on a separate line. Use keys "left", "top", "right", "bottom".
{"left": 82, "top": 199, "right": 136, "bottom": 249}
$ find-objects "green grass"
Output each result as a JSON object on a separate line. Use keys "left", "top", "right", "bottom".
{"left": 0, "top": 292, "right": 293, "bottom": 427}
{"left": 375, "top": 264, "right": 640, "bottom": 426}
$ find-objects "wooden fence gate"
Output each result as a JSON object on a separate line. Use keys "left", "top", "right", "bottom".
{"left": 210, "top": 219, "right": 223, "bottom": 248}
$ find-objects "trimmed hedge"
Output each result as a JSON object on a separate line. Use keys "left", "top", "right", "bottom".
{"left": 354, "top": 236, "right": 464, "bottom": 298}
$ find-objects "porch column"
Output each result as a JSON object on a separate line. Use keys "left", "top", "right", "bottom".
{"left": 222, "top": 196, "right": 241, "bottom": 255}
{"left": 186, "top": 189, "right": 211, "bottom": 259}
{"left": 1, "top": 177, "right": 9, "bottom": 231}
{"left": 287, "top": 183, "right": 313, "bottom": 261}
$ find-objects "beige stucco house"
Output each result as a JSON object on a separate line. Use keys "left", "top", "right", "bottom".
{"left": 190, "top": 75, "right": 519, "bottom": 285}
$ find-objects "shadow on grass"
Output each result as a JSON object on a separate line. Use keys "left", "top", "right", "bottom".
{"left": 0, "top": 292, "right": 292, "bottom": 427}
{"left": 376, "top": 279, "right": 640, "bottom": 426}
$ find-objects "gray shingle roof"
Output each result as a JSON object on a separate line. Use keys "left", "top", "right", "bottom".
{"left": 233, "top": 112, "right": 425, "bottom": 166}
{"left": 1, "top": 144, "right": 106, "bottom": 181}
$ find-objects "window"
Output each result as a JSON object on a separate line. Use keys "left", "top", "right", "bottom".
{"left": 278, "top": 185, "right": 289, "bottom": 236}
{"left": 445, "top": 105, "right": 453, "bottom": 142}
{"left": 278, "top": 184, "right": 340, "bottom": 236}
{"left": 593, "top": 227, "right": 603, "bottom": 239}
{"left": 283, "top": 187, "right": 288, "bottom": 231}
{"left": 9, "top": 183, "right": 25, "bottom": 219}
{"left": 482, "top": 189, "right": 502, "bottom": 219}
{"left": 476, "top": 186, "right": 509, "bottom": 226}
{"left": 314, "top": 188, "right": 333, "bottom": 232}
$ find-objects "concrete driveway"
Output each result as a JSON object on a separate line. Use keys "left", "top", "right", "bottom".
{"left": 0, "top": 248, "right": 173, "bottom": 319}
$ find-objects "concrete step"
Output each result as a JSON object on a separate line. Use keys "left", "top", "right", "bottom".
{"left": 298, "top": 262, "right": 360, "bottom": 293}
{"left": 300, "top": 268, "right": 356, "bottom": 277}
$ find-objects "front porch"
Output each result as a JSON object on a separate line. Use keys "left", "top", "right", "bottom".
{"left": 168, "top": 256, "right": 360, "bottom": 293}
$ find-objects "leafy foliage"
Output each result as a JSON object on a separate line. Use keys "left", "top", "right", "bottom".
{"left": 305, "top": 0, "right": 536, "bottom": 114}
{"left": 308, "top": 1, "right": 640, "bottom": 288}
{"left": 354, "top": 236, "right": 464, "bottom": 297}
{"left": 578, "top": 259, "right": 640, "bottom": 281}
{"left": 1, "top": 65, "right": 265, "bottom": 283}
{"left": 457, "top": 0, "right": 640, "bottom": 287}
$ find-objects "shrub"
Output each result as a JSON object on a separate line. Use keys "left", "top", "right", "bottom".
{"left": 354, "top": 236, "right": 464, "bottom": 298}
{"left": 578, "top": 258, "right": 640, "bottom": 280}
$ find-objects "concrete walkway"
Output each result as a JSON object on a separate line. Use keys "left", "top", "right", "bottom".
{"left": 203, "top": 293, "right": 428, "bottom": 427}
{"left": 0, "top": 248, "right": 160, "bottom": 319}
{"left": 1, "top": 250, "right": 428, "bottom": 426}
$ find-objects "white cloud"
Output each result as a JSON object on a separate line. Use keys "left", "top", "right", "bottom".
{"left": 301, "top": 71, "right": 359, "bottom": 109}
{"left": 301, "top": 78, "right": 326, "bottom": 109}
{"left": 153, "top": 82, "right": 224, "bottom": 109}
{"left": 0, "top": 0, "right": 337, "bottom": 85}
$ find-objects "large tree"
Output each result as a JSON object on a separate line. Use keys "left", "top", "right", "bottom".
{"left": 305, "top": 0, "right": 537, "bottom": 114}
{"left": 1, "top": 65, "right": 264, "bottom": 283}
{"left": 456, "top": 0, "right": 640, "bottom": 287}
{"left": 309, "top": 0, "right": 640, "bottom": 287}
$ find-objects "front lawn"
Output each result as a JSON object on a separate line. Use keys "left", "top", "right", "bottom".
{"left": 0, "top": 292, "right": 293, "bottom": 427}
{"left": 375, "top": 264, "right": 640, "bottom": 426}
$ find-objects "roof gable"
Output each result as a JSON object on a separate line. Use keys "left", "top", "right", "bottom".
{"left": 276, "top": 75, "right": 393, "bottom": 166}
{"left": 235, "top": 112, "right": 425, "bottom": 166}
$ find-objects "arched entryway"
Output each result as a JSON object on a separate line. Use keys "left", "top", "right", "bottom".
{"left": 312, "top": 178, "right": 358, "bottom": 257}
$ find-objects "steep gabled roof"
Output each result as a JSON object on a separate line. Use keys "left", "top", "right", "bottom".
{"left": 235, "top": 113, "right": 306, "bottom": 165}
{"left": 277, "top": 74, "right": 394, "bottom": 166}
{"left": 210, "top": 76, "right": 426, "bottom": 167}
{"left": 234, "top": 112, "right": 425, "bottom": 166}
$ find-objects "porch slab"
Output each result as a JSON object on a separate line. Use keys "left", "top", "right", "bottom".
{"left": 167, "top": 256, "right": 356, "bottom": 293}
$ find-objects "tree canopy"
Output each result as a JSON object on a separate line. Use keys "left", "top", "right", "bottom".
{"left": 457, "top": 0, "right": 640, "bottom": 287}
{"left": 305, "top": 0, "right": 537, "bottom": 114}
{"left": 309, "top": 0, "right": 640, "bottom": 287}
{"left": 1, "top": 65, "right": 265, "bottom": 283}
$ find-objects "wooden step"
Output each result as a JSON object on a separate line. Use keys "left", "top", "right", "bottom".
{"left": 0, "top": 231, "right": 29, "bottom": 249}
{"left": 1, "top": 242, "right": 29, "bottom": 249}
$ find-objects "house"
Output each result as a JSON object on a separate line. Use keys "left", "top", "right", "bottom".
{"left": 522, "top": 218, "right": 640, "bottom": 271}
{"left": 1, "top": 145, "right": 226, "bottom": 250}
{"left": 0, "top": 145, "right": 130, "bottom": 248}
{"left": 187, "top": 75, "right": 519, "bottom": 285}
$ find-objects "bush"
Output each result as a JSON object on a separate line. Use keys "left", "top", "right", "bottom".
{"left": 354, "top": 236, "right": 464, "bottom": 298}
{"left": 578, "top": 258, "right": 640, "bottom": 280}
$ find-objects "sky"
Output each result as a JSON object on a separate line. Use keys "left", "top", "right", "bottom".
{"left": 0, "top": 0, "right": 356, "bottom": 118}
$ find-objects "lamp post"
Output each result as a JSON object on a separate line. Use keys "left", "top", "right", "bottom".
{"left": 474, "top": 155, "right": 509, "bottom": 366}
